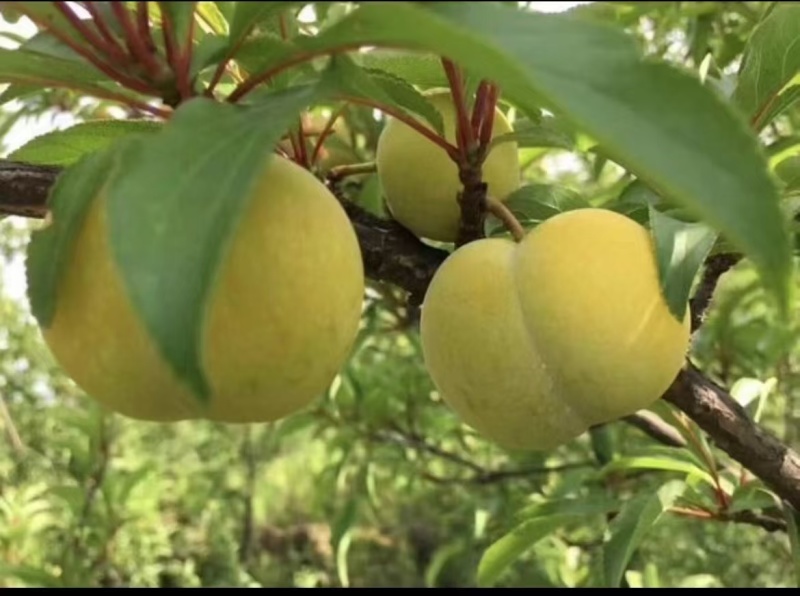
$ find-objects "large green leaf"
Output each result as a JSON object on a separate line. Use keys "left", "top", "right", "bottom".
{"left": 26, "top": 148, "right": 121, "bottom": 328}
{"left": 602, "top": 480, "right": 686, "bottom": 587}
{"left": 105, "top": 84, "right": 324, "bottom": 402}
{"left": 0, "top": 48, "right": 110, "bottom": 87}
{"left": 10, "top": 120, "right": 163, "bottom": 167}
{"left": 733, "top": 5, "right": 800, "bottom": 130}
{"left": 269, "top": 2, "right": 792, "bottom": 312}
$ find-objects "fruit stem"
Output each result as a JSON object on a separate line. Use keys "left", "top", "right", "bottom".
{"left": 294, "top": 117, "right": 310, "bottom": 169}
{"left": 328, "top": 162, "right": 376, "bottom": 183}
{"left": 111, "top": 1, "right": 164, "bottom": 83}
{"left": 227, "top": 43, "right": 367, "bottom": 103}
{"left": 342, "top": 95, "right": 460, "bottom": 160}
{"left": 441, "top": 57, "right": 475, "bottom": 156}
{"left": 80, "top": 1, "right": 130, "bottom": 65}
{"left": 478, "top": 83, "right": 499, "bottom": 149}
{"left": 32, "top": 3, "right": 155, "bottom": 95}
{"left": 159, "top": 5, "right": 195, "bottom": 103}
{"left": 137, "top": 1, "right": 157, "bottom": 54}
{"left": 486, "top": 197, "right": 525, "bottom": 242}
{"left": 471, "top": 80, "right": 490, "bottom": 140}
{"left": 54, "top": 1, "right": 128, "bottom": 67}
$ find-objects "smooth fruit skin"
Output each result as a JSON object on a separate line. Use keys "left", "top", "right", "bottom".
{"left": 420, "top": 208, "right": 690, "bottom": 451}
{"left": 41, "top": 155, "right": 365, "bottom": 423}
{"left": 375, "top": 90, "right": 520, "bottom": 243}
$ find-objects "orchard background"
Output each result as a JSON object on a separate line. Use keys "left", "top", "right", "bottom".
{"left": 1, "top": 0, "right": 800, "bottom": 588}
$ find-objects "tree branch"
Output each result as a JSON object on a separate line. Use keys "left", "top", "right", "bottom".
{"left": 664, "top": 361, "right": 800, "bottom": 510}
{"left": 689, "top": 253, "right": 742, "bottom": 332}
{"left": 1, "top": 159, "right": 799, "bottom": 512}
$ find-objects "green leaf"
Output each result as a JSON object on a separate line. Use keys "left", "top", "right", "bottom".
{"left": 105, "top": 84, "right": 324, "bottom": 403}
{"left": 0, "top": 563, "right": 61, "bottom": 587}
{"left": 358, "top": 49, "right": 449, "bottom": 89}
{"left": 303, "top": 2, "right": 792, "bottom": 313}
{"left": 478, "top": 516, "right": 576, "bottom": 587}
{"left": 321, "top": 54, "right": 444, "bottom": 135}
{"left": 776, "top": 156, "right": 800, "bottom": 192}
{"left": 11, "top": 3, "right": 89, "bottom": 46}
{"left": 478, "top": 496, "right": 617, "bottom": 587}
{"left": 516, "top": 495, "right": 620, "bottom": 522}
{"left": 228, "top": 1, "right": 297, "bottom": 49}
{"left": 733, "top": 5, "right": 800, "bottom": 130}
{"left": 589, "top": 425, "right": 615, "bottom": 465}
{"left": 232, "top": 34, "right": 295, "bottom": 75}
{"left": 26, "top": 148, "right": 120, "bottom": 328}
{"left": 490, "top": 116, "right": 575, "bottom": 151}
{"left": 486, "top": 183, "right": 588, "bottom": 237}
{"left": 601, "top": 454, "right": 716, "bottom": 487}
{"left": 649, "top": 207, "right": 718, "bottom": 322}
{"left": 728, "top": 482, "right": 779, "bottom": 514}
{"left": 506, "top": 184, "right": 589, "bottom": 221}
{"left": 782, "top": 502, "right": 800, "bottom": 587}
{"left": 602, "top": 479, "right": 686, "bottom": 587}
{"left": 196, "top": 1, "right": 229, "bottom": 35}
{"left": 10, "top": 120, "right": 163, "bottom": 167}
{"left": 0, "top": 47, "right": 109, "bottom": 86}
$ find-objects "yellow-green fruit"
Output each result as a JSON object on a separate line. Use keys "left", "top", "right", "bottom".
{"left": 41, "top": 155, "right": 365, "bottom": 423}
{"left": 375, "top": 90, "right": 520, "bottom": 243}
{"left": 420, "top": 208, "right": 690, "bottom": 451}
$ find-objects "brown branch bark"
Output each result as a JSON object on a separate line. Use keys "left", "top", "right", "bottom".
{"left": 1, "top": 159, "right": 799, "bottom": 512}
{"left": 689, "top": 253, "right": 742, "bottom": 332}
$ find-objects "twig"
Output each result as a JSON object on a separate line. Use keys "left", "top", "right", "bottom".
{"left": 486, "top": 196, "right": 525, "bottom": 242}
{"left": 441, "top": 58, "right": 474, "bottom": 154}
{"left": 665, "top": 361, "right": 800, "bottom": 511}
{"left": 623, "top": 411, "right": 687, "bottom": 448}
{"left": 327, "top": 162, "right": 376, "bottom": 183}
{"left": 80, "top": 2, "right": 130, "bottom": 65}
{"left": 690, "top": 253, "right": 742, "bottom": 332}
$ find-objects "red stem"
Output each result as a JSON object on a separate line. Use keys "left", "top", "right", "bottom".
{"left": 295, "top": 118, "right": 310, "bottom": 168}
{"left": 53, "top": 1, "right": 129, "bottom": 66}
{"left": 227, "top": 45, "right": 364, "bottom": 103}
{"left": 679, "top": 416, "right": 731, "bottom": 510}
{"left": 159, "top": 7, "right": 194, "bottom": 101}
{"left": 160, "top": 5, "right": 177, "bottom": 70}
{"left": 279, "top": 13, "right": 289, "bottom": 40}
{"left": 441, "top": 57, "right": 475, "bottom": 156}
{"left": 471, "top": 81, "right": 490, "bottom": 140}
{"left": 178, "top": 12, "right": 196, "bottom": 99}
{"left": 21, "top": 4, "right": 154, "bottom": 95}
{"left": 110, "top": 1, "right": 163, "bottom": 81}
{"left": 478, "top": 83, "right": 499, "bottom": 149}
{"left": 80, "top": 1, "right": 129, "bottom": 63}
{"left": 343, "top": 95, "right": 459, "bottom": 160}
{"left": 137, "top": 1, "right": 156, "bottom": 53}
{"left": 311, "top": 105, "right": 346, "bottom": 167}
{"left": 206, "top": 7, "right": 275, "bottom": 98}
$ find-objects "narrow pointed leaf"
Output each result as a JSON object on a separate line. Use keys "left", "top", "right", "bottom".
{"left": 602, "top": 480, "right": 686, "bottom": 587}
